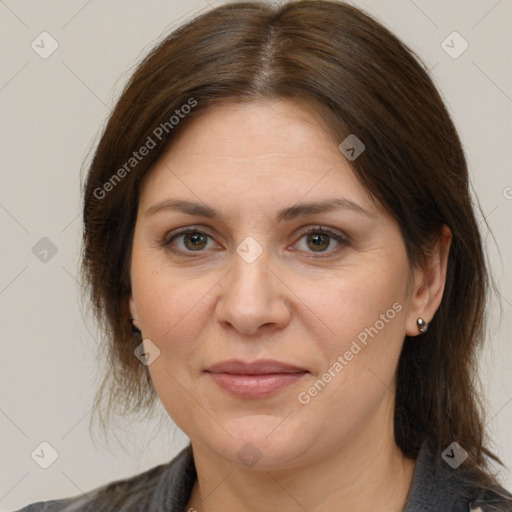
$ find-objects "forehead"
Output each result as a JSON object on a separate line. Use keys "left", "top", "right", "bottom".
{"left": 138, "top": 98, "right": 375, "bottom": 216}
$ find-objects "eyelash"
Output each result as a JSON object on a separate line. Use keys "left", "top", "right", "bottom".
{"left": 161, "top": 225, "right": 350, "bottom": 259}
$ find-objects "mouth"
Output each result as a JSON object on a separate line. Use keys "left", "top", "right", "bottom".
{"left": 204, "top": 359, "right": 309, "bottom": 398}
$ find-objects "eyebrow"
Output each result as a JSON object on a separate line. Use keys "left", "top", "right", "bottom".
{"left": 144, "top": 197, "right": 372, "bottom": 222}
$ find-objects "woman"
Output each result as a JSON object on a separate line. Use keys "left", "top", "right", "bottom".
{"left": 17, "top": 1, "right": 512, "bottom": 511}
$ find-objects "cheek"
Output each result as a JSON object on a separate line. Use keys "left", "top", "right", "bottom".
{"left": 313, "top": 262, "right": 408, "bottom": 345}
{"left": 303, "top": 257, "right": 410, "bottom": 405}
{"left": 130, "top": 250, "right": 218, "bottom": 362}
{"left": 296, "top": 265, "right": 408, "bottom": 430}
{"left": 130, "top": 259, "right": 215, "bottom": 421}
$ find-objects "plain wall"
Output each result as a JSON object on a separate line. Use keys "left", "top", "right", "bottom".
{"left": 1, "top": 0, "right": 510, "bottom": 509}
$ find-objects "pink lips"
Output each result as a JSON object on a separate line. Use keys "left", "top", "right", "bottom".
{"left": 204, "top": 359, "right": 309, "bottom": 398}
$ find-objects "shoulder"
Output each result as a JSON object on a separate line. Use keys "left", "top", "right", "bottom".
{"left": 467, "top": 486, "right": 512, "bottom": 512}
{"left": 12, "top": 463, "right": 165, "bottom": 512}
{"left": 404, "top": 440, "right": 512, "bottom": 512}
{"left": 449, "top": 463, "right": 512, "bottom": 511}
{"left": 13, "top": 444, "right": 195, "bottom": 512}
{"left": 12, "top": 499, "right": 77, "bottom": 512}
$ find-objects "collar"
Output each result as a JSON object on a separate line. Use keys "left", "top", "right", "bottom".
{"left": 150, "top": 440, "right": 499, "bottom": 512}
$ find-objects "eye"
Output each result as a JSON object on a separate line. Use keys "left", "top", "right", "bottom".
{"left": 161, "top": 225, "right": 349, "bottom": 258}
{"left": 162, "top": 228, "right": 217, "bottom": 254}
{"left": 293, "top": 226, "right": 349, "bottom": 257}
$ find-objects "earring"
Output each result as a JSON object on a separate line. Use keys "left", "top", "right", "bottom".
{"left": 416, "top": 317, "right": 428, "bottom": 334}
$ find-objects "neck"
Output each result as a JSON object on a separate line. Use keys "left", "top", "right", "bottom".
{"left": 186, "top": 415, "right": 416, "bottom": 512}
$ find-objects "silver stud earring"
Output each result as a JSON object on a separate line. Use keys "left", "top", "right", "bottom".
{"left": 416, "top": 317, "right": 428, "bottom": 334}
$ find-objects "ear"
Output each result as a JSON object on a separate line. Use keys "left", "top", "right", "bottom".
{"left": 405, "top": 225, "right": 452, "bottom": 336}
{"left": 129, "top": 294, "right": 141, "bottom": 330}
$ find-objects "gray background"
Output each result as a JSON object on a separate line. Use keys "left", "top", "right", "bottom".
{"left": 1, "top": 0, "right": 511, "bottom": 509}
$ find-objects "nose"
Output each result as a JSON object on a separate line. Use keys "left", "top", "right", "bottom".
{"left": 215, "top": 246, "right": 291, "bottom": 336}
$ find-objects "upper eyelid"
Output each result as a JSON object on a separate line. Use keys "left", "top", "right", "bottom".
{"left": 163, "top": 226, "right": 217, "bottom": 244}
{"left": 164, "top": 224, "right": 347, "bottom": 239}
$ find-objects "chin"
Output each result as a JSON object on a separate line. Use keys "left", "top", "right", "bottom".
{"left": 202, "top": 416, "right": 315, "bottom": 471}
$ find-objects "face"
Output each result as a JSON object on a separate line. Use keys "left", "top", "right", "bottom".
{"left": 129, "top": 98, "right": 423, "bottom": 470}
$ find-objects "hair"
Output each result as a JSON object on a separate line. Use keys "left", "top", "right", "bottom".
{"left": 81, "top": 0, "right": 504, "bottom": 495}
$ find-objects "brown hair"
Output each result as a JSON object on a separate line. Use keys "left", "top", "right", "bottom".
{"left": 82, "top": 0, "right": 502, "bottom": 489}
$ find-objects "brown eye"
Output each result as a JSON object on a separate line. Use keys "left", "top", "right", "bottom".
{"left": 182, "top": 232, "right": 208, "bottom": 251}
{"left": 306, "top": 232, "right": 331, "bottom": 252}
{"left": 294, "top": 227, "right": 349, "bottom": 257}
{"left": 163, "top": 229, "right": 215, "bottom": 253}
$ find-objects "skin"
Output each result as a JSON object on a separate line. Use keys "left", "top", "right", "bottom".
{"left": 129, "top": 98, "right": 451, "bottom": 512}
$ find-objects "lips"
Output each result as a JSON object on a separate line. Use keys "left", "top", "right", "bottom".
{"left": 205, "top": 359, "right": 308, "bottom": 375}
{"left": 204, "top": 359, "right": 309, "bottom": 398}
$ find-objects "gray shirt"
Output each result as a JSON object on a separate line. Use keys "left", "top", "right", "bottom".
{"left": 14, "top": 441, "right": 512, "bottom": 511}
